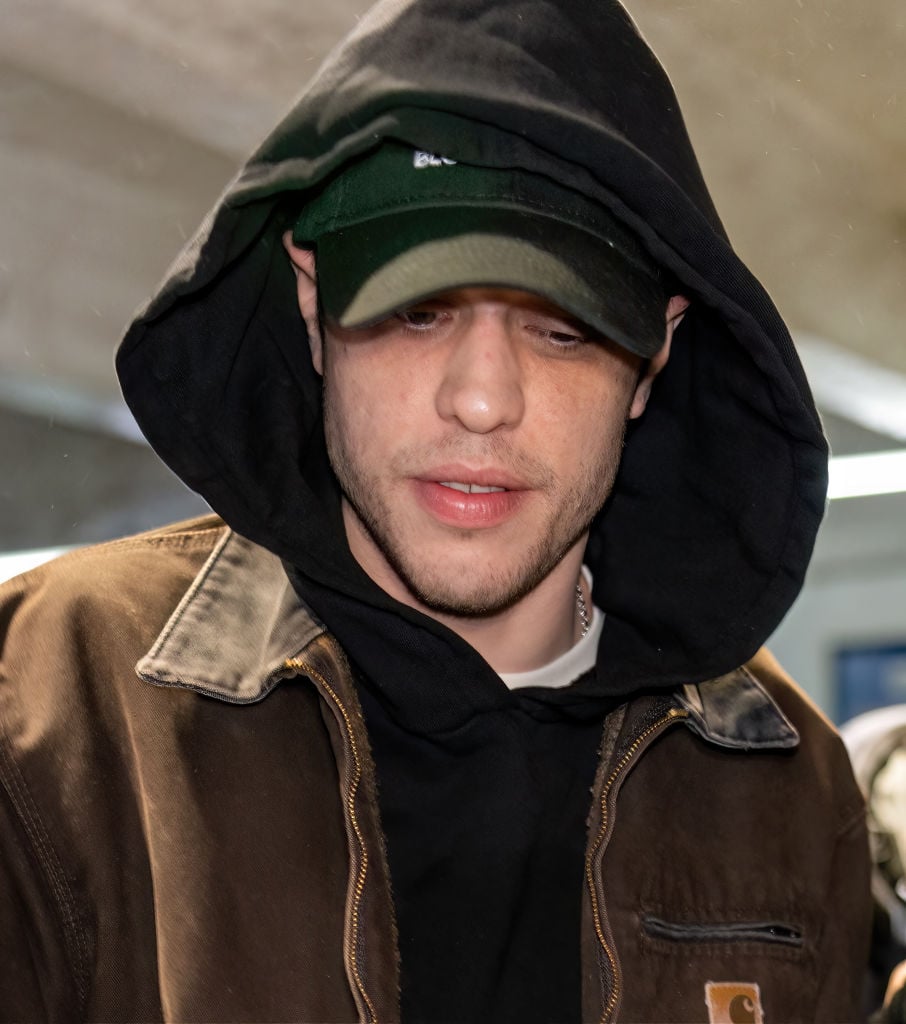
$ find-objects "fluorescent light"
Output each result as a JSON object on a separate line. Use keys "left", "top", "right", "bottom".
{"left": 828, "top": 450, "right": 906, "bottom": 500}
{"left": 0, "top": 374, "right": 145, "bottom": 444}
{"left": 796, "top": 334, "right": 906, "bottom": 443}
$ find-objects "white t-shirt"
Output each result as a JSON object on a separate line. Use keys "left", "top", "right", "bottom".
{"left": 499, "top": 568, "right": 603, "bottom": 690}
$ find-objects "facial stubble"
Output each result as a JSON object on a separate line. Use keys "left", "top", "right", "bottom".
{"left": 322, "top": 380, "right": 628, "bottom": 618}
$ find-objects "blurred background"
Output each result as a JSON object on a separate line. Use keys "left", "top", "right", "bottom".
{"left": 2, "top": 0, "right": 904, "bottom": 720}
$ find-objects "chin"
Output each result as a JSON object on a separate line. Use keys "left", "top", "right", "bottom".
{"left": 397, "top": 557, "right": 552, "bottom": 619}
{"left": 411, "top": 586, "right": 519, "bottom": 619}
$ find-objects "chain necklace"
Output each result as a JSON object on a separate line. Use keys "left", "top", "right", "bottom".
{"left": 576, "top": 583, "right": 589, "bottom": 639}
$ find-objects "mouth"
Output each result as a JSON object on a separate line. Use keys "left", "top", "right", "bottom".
{"left": 412, "top": 467, "right": 529, "bottom": 528}
{"left": 438, "top": 481, "right": 507, "bottom": 494}
{"left": 421, "top": 463, "right": 529, "bottom": 491}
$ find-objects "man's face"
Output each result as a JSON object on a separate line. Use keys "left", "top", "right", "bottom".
{"left": 297, "top": 275, "right": 671, "bottom": 618}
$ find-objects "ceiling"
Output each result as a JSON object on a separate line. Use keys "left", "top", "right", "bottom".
{"left": 1, "top": 0, "right": 905, "bottom": 450}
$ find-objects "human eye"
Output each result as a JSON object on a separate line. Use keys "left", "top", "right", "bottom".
{"left": 536, "top": 327, "right": 586, "bottom": 347}
{"left": 395, "top": 307, "right": 444, "bottom": 331}
{"left": 527, "top": 315, "right": 592, "bottom": 350}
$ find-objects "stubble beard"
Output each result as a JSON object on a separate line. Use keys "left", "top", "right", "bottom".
{"left": 323, "top": 391, "right": 626, "bottom": 618}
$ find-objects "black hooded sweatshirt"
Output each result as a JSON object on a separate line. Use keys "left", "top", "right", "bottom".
{"left": 116, "top": 1, "right": 829, "bottom": 1019}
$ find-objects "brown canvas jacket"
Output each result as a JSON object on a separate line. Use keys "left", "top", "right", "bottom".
{"left": 0, "top": 517, "right": 870, "bottom": 1022}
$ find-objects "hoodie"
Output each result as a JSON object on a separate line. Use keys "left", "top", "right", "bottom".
{"left": 117, "top": 0, "right": 828, "bottom": 701}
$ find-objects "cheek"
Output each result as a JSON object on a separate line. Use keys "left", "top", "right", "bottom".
{"left": 532, "top": 369, "right": 635, "bottom": 478}
{"left": 324, "top": 352, "right": 420, "bottom": 452}
{"left": 537, "top": 360, "right": 636, "bottom": 432}
{"left": 343, "top": 338, "right": 431, "bottom": 402}
{"left": 324, "top": 371, "right": 370, "bottom": 454}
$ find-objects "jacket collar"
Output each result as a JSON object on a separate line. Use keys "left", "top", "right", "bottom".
{"left": 137, "top": 529, "right": 799, "bottom": 749}
{"left": 137, "top": 529, "right": 324, "bottom": 703}
{"left": 679, "top": 673, "right": 799, "bottom": 750}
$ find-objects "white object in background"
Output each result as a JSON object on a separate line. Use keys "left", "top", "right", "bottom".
{"left": 796, "top": 333, "right": 906, "bottom": 444}
{"left": 828, "top": 450, "right": 906, "bottom": 501}
{"left": 0, "top": 547, "right": 69, "bottom": 584}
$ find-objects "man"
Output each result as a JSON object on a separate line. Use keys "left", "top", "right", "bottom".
{"left": 0, "top": 0, "right": 871, "bottom": 1021}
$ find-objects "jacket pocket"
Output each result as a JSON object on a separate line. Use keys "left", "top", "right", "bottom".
{"left": 641, "top": 914, "right": 804, "bottom": 949}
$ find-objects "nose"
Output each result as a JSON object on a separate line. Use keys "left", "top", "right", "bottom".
{"left": 434, "top": 314, "right": 525, "bottom": 433}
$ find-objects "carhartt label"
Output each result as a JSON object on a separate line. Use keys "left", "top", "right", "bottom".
{"left": 413, "top": 150, "right": 457, "bottom": 168}
{"left": 704, "top": 981, "right": 764, "bottom": 1024}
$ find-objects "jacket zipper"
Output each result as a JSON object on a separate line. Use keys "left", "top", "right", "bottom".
{"left": 285, "top": 657, "right": 379, "bottom": 1024}
{"left": 587, "top": 706, "right": 689, "bottom": 1023}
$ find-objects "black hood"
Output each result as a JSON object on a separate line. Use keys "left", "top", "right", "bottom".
{"left": 117, "top": 0, "right": 827, "bottom": 694}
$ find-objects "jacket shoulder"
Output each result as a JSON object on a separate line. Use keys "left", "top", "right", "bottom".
{"left": 1, "top": 514, "right": 225, "bottom": 597}
{"left": 0, "top": 516, "right": 229, "bottom": 1017}
{"left": 745, "top": 646, "right": 864, "bottom": 824}
{"left": 0, "top": 515, "right": 227, "bottom": 667}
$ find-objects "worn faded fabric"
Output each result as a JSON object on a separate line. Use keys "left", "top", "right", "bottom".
{"left": 0, "top": 520, "right": 870, "bottom": 1020}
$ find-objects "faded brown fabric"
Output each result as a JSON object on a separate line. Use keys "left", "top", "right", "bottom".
{"left": 0, "top": 519, "right": 378, "bottom": 1022}
{"left": 582, "top": 661, "right": 871, "bottom": 1022}
{"left": 0, "top": 519, "right": 870, "bottom": 1021}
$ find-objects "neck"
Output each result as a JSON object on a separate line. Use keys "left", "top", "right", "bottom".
{"left": 430, "top": 553, "right": 588, "bottom": 673}
{"left": 343, "top": 511, "right": 590, "bottom": 673}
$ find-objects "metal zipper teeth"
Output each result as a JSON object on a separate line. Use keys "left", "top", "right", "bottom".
{"left": 285, "top": 657, "right": 379, "bottom": 1024}
{"left": 586, "top": 707, "right": 689, "bottom": 1024}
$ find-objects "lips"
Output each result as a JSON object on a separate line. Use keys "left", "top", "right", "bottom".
{"left": 439, "top": 481, "right": 506, "bottom": 494}
{"left": 413, "top": 465, "right": 529, "bottom": 528}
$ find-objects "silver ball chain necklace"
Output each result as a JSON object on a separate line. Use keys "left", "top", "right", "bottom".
{"left": 575, "top": 583, "right": 590, "bottom": 639}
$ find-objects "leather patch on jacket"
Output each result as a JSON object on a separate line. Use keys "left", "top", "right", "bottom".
{"left": 704, "top": 981, "right": 764, "bottom": 1023}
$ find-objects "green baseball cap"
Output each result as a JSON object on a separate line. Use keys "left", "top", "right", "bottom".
{"left": 293, "top": 141, "right": 668, "bottom": 358}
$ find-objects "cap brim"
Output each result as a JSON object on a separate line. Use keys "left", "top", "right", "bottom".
{"left": 314, "top": 207, "right": 666, "bottom": 359}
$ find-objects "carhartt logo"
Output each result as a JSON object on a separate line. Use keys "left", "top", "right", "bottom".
{"left": 413, "top": 150, "right": 457, "bottom": 169}
{"left": 705, "top": 981, "right": 764, "bottom": 1024}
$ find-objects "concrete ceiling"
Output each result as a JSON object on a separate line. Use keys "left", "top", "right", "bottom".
{"left": 2, "top": 0, "right": 905, "bottom": 449}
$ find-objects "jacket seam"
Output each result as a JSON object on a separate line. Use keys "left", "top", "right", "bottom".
{"left": 835, "top": 799, "right": 867, "bottom": 841}
{"left": 813, "top": 798, "right": 869, "bottom": 1015}
{"left": 0, "top": 727, "right": 89, "bottom": 1008}
{"left": 69, "top": 526, "right": 225, "bottom": 560}
{"left": 1, "top": 526, "right": 226, "bottom": 588}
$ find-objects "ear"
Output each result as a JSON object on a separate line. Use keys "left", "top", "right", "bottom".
{"left": 628, "top": 294, "right": 690, "bottom": 419}
{"left": 282, "top": 230, "right": 323, "bottom": 375}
